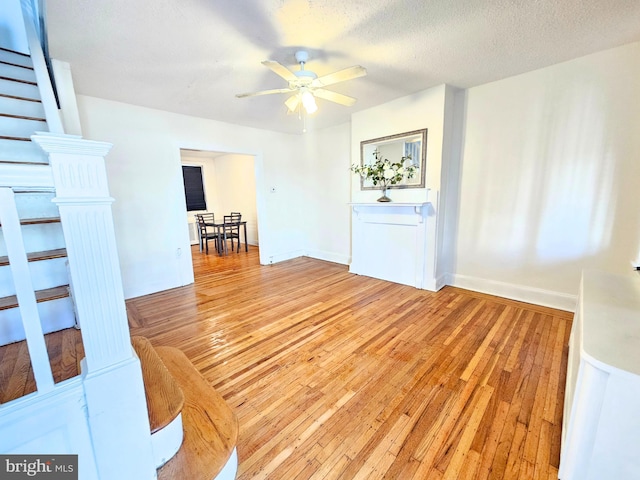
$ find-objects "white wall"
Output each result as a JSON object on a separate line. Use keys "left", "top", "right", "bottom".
{"left": 211, "top": 153, "right": 259, "bottom": 245}
{"left": 301, "top": 122, "right": 352, "bottom": 264}
{"left": 76, "top": 95, "right": 305, "bottom": 298}
{"left": 351, "top": 86, "right": 446, "bottom": 204}
{"left": 452, "top": 41, "right": 640, "bottom": 310}
{"left": 0, "top": 0, "right": 28, "bottom": 52}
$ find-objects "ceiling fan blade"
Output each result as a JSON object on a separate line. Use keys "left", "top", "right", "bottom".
{"left": 311, "top": 65, "right": 367, "bottom": 88}
{"left": 285, "top": 94, "right": 300, "bottom": 112}
{"left": 262, "top": 60, "right": 298, "bottom": 82}
{"left": 235, "top": 88, "right": 293, "bottom": 98}
{"left": 312, "top": 88, "right": 357, "bottom": 106}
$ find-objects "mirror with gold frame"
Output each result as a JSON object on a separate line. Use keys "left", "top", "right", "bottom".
{"left": 359, "top": 128, "right": 427, "bottom": 190}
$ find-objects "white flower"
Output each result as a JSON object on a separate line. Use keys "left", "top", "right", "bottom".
{"left": 397, "top": 167, "right": 405, "bottom": 175}
{"left": 383, "top": 168, "right": 395, "bottom": 179}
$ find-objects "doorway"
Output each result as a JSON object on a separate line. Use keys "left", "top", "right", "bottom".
{"left": 180, "top": 149, "right": 259, "bottom": 261}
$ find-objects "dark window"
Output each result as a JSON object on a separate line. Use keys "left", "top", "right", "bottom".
{"left": 182, "top": 165, "right": 207, "bottom": 211}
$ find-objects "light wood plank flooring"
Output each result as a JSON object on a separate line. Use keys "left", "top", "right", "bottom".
{"left": 0, "top": 245, "right": 572, "bottom": 478}
{"left": 126, "top": 246, "right": 572, "bottom": 480}
{"left": 0, "top": 324, "right": 84, "bottom": 403}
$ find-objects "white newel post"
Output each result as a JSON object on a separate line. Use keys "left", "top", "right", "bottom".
{"left": 32, "top": 133, "right": 156, "bottom": 480}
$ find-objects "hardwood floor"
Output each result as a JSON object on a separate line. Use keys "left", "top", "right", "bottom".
{"left": 0, "top": 245, "right": 572, "bottom": 478}
{"left": 126, "top": 246, "right": 572, "bottom": 480}
{"left": 0, "top": 322, "right": 84, "bottom": 403}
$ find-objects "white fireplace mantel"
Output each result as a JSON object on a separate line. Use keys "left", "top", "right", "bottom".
{"left": 349, "top": 202, "right": 434, "bottom": 289}
{"left": 350, "top": 202, "right": 430, "bottom": 214}
{"left": 349, "top": 202, "right": 431, "bottom": 224}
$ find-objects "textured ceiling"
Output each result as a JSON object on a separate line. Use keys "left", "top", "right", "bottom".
{"left": 46, "top": 0, "right": 640, "bottom": 135}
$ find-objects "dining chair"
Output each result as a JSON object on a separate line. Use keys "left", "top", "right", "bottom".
{"left": 194, "top": 214, "right": 202, "bottom": 251}
{"left": 223, "top": 213, "right": 242, "bottom": 253}
{"left": 196, "top": 213, "right": 221, "bottom": 254}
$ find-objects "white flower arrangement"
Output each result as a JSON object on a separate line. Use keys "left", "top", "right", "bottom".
{"left": 351, "top": 149, "right": 417, "bottom": 188}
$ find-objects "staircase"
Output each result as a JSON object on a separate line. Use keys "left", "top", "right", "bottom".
{"left": 0, "top": 46, "right": 76, "bottom": 347}
{"left": 0, "top": 7, "right": 239, "bottom": 477}
{"left": 133, "top": 337, "right": 239, "bottom": 479}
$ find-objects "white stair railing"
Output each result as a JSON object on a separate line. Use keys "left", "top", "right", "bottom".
{"left": 0, "top": 187, "right": 54, "bottom": 393}
{"left": 20, "top": 0, "right": 63, "bottom": 134}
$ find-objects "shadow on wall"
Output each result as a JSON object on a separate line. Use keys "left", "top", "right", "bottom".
{"left": 529, "top": 81, "right": 616, "bottom": 265}
{"left": 455, "top": 58, "right": 639, "bottom": 293}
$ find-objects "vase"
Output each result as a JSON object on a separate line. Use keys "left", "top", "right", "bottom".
{"left": 377, "top": 185, "right": 391, "bottom": 202}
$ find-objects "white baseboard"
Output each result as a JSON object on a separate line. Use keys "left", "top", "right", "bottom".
{"left": 0, "top": 297, "right": 76, "bottom": 346}
{"left": 449, "top": 273, "right": 577, "bottom": 312}
{"left": 260, "top": 249, "right": 349, "bottom": 266}
{"left": 430, "top": 274, "right": 448, "bottom": 292}
{"left": 304, "top": 249, "right": 350, "bottom": 265}
{"left": 418, "top": 273, "right": 450, "bottom": 292}
{"left": 261, "top": 249, "right": 305, "bottom": 265}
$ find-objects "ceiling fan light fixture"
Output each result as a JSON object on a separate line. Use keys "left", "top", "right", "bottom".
{"left": 301, "top": 90, "right": 317, "bottom": 114}
{"left": 236, "top": 50, "right": 366, "bottom": 122}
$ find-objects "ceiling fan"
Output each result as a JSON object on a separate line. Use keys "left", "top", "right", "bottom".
{"left": 236, "top": 50, "right": 367, "bottom": 115}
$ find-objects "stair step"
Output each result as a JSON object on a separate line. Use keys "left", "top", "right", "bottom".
{"left": 0, "top": 114, "right": 48, "bottom": 138}
{"left": 0, "top": 285, "right": 69, "bottom": 311}
{"left": 155, "top": 346, "right": 238, "bottom": 480}
{"left": 21, "top": 217, "right": 61, "bottom": 225}
{"left": 13, "top": 191, "right": 59, "bottom": 220}
{"left": 0, "top": 94, "right": 44, "bottom": 118}
{"left": 0, "top": 216, "right": 61, "bottom": 227}
{"left": 0, "top": 217, "right": 61, "bottom": 228}
{"left": 132, "top": 337, "right": 186, "bottom": 468}
{"left": 132, "top": 336, "right": 185, "bottom": 434}
{"left": 0, "top": 59, "right": 34, "bottom": 71}
{"left": 0, "top": 256, "right": 69, "bottom": 300}
{"left": 0, "top": 138, "right": 48, "bottom": 164}
{"left": 0, "top": 77, "right": 40, "bottom": 100}
{"left": 0, "top": 75, "right": 36, "bottom": 86}
{"left": 0, "top": 48, "right": 32, "bottom": 69}
{"left": 0, "top": 293, "right": 75, "bottom": 347}
{"left": 0, "top": 135, "right": 30, "bottom": 142}
{"left": 0, "top": 92, "right": 41, "bottom": 103}
{"left": 0, "top": 248, "right": 67, "bottom": 267}
{"left": 0, "top": 63, "right": 37, "bottom": 84}
{"left": 1, "top": 112, "right": 45, "bottom": 122}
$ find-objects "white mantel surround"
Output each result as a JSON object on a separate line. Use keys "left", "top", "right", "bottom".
{"left": 350, "top": 85, "right": 461, "bottom": 295}
{"left": 349, "top": 201, "right": 435, "bottom": 289}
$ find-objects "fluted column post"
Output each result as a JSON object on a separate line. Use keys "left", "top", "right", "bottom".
{"left": 32, "top": 133, "right": 131, "bottom": 371}
{"left": 32, "top": 132, "right": 156, "bottom": 480}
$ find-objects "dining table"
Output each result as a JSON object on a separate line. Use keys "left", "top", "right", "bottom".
{"left": 203, "top": 219, "right": 248, "bottom": 255}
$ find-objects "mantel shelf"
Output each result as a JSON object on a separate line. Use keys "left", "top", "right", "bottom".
{"left": 348, "top": 202, "right": 430, "bottom": 207}
{"left": 349, "top": 202, "right": 431, "bottom": 216}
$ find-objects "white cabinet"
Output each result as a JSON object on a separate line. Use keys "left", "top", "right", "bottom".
{"left": 560, "top": 270, "right": 640, "bottom": 480}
